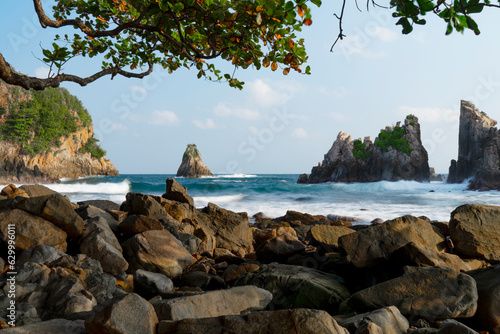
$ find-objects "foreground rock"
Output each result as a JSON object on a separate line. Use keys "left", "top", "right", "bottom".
{"left": 338, "top": 306, "right": 409, "bottom": 334}
{"left": 302, "top": 115, "right": 429, "bottom": 183}
{"left": 345, "top": 267, "right": 478, "bottom": 320}
{"left": 85, "top": 293, "right": 158, "bottom": 334}
{"left": 0, "top": 319, "right": 85, "bottom": 333}
{"left": 235, "top": 263, "right": 350, "bottom": 314}
{"left": 152, "top": 286, "right": 272, "bottom": 321}
{"left": 450, "top": 204, "right": 500, "bottom": 262}
{"left": 467, "top": 265, "right": 500, "bottom": 334}
{"left": 448, "top": 100, "right": 500, "bottom": 190}
{"left": 157, "top": 308, "right": 350, "bottom": 334}
{"left": 176, "top": 143, "right": 213, "bottom": 178}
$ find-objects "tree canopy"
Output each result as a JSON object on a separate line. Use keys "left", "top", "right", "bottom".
{"left": 0, "top": 0, "right": 498, "bottom": 91}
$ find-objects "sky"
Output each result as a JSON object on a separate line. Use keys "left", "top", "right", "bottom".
{"left": 2, "top": 2, "right": 500, "bottom": 174}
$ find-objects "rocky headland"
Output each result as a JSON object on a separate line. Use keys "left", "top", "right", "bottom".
{"left": 0, "top": 80, "right": 118, "bottom": 184}
{"left": 448, "top": 100, "right": 500, "bottom": 190}
{"left": 0, "top": 180, "right": 499, "bottom": 333}
{"left": 176, "top": 144, "right": 213, "bottom": 178}
{"left": 300, "top": 115, "right": 430, "bottom": 184}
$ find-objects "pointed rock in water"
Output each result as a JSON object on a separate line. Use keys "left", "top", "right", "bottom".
{"left": 176, "top": 144, "right": 213, "bottom": 178}
{"left": 301, "top": 115, "right": 430, "bottom": 183}
{"left": 448, "top": 100, "right": 500, "bottom": 190}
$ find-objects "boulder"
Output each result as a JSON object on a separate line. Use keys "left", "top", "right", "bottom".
{"left": 0, "top": 319, "right": 85, "bottom": 334}
{"left": 15, "top": 193, "right": 84, "bottom": 237}
{"left": 76, "top": 205, "right": 120, "bottom": 232}
{"left": 297, "top": 173, "right": 308, "bottom": 184}
{"left": 339, "top": 215, "right": 445, "bottom": 268}
{"left": 18, "top": 184, "right": 56, "bottom": 198}
{"left": 308, "top": 225, "right": 355, "bottom": 251}
{"left": 162, "top": 177, "right": 194, "bottom": 206}
{"left": 437, "top": 319, "right": 479, "bottom": 334}
{"left": 133, "top": 269, "right": 174, "bottom": 299}
{"left": 222, "top": 263, "right": 260, "bottom": 283}
{"left": 118, "top": 214, "right": 164, "bottom": 238}
{"left": 174, "top": 271, "right": 226, "bottom": 291}
{"left": 152, "top": 285, "right": 272, "bottom": 321}
{"left": 450, "top": 204, "right": 500, "bottom": 262}
{"left": 392, "top": 242, "right": 478, "bottom": 272}
{"left": 18, "top": 245, "right": 66, "bottom": 265}
{"left": 124, "top": 192, "right": 170, "bottom": 221}
{"left": 176, "top": 144, "right": 214, "bottom": 178}
{"left": 345, "top": 267, "right": 478, "bottom": 320}
{"left": 122, "top": 229, "right": 195, "bottom": 278}
{"left": 338, "top": 306, "right": 409, "bottom": 334}
{"left": 157, "top": 308, "right": 350, "bottom": 334}
{"left": 79, "top": 217, "right": 129, "bottom": 275}
{"left": 235, "top": 263, "right": 350, "bottom": 314}
{"left": 255, "top": 233, "right": 306, "bottom": 263}
{"left": 1, "top": 184, "right": 29, "bottom": 198}
{"left": 85, "top": 293, "right": 158, "bottom": 334}
{"left": 274, "top": 210, "right": 329, "bottom": 227}
{"left": 466, "top": 264, "right": 500, "bottom": 334}
{"left": 77, "top": 199, "right": 120, "bottom": 211}
{"left": 0, "top": 209, "right": 67, "bottom": 251}
{"left": 355, "top": 322, "right": 384, "bottom": 334}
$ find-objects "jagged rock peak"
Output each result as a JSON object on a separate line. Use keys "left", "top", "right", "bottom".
{"left": 301, "top": 114, "right": 430, "bottom": 183}
{"left": 176, "top": 144, "right": 214, "bottom": 178}
{"left": 448, "top": 100, "right": 500, "bottom": 190}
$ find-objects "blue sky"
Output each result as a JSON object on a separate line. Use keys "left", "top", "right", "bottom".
{"left": 2, "top": 2, "right": 500, "bottom": 174}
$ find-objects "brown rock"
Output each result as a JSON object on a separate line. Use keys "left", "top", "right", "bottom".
{"left": 339, "top": 215, "right": 445, "bottom": 268}
{"left": 253, "top": 228, "right": 277, "bottom": 244}
{"left": 255, "top": 233, "right": 306, "bottom": 263}
{"left": 450, "top": 204, "right": 500, "bottom": 262}
{"left": 176, "top": 144, "right": 213, "bottom": 178}
{"left": 339, "top": 306, "right": 409, "bottom": 334}
{"left": 223, "top": 263, "right": 260, "bottom": 282}
{"left": 119, "top": 214, "right": 164, "bottom": 238}
{"left": 0, "top": 319, "right": 85, "bottom": 333}
{"left": 1, "top": 184, "right": 28, "bottom": 198}
{"left": 122, "top": 230, "right": 196, "bottom": 278}
{"left": 18, "top": 184, "right": 56, "bottom": 198}
{"left": 162, "top": 177, "right": 194, "bottom": 206}
{"left": 157, "top": 308, "right": 350, "bottom": 334}
{"left": 0, "top": 209, "right": 67, "bottom": 251}
{"left": 467, "top": 265, "right": 500, "bottom": 334}
{"left": 308, "top": 225, "right": 355, "bottom": 251}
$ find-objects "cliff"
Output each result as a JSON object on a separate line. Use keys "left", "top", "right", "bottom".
{"left": 303, "top": 115, "right": 430, "bottom": 183}
{"left": 176, "top": 144, "right": 213, "bottom": 178}
{"left": 0, "top": 80, "right": 118, "bottom": 183}
{"left": 448, "top": 100, "right": 500, "bottom": 190}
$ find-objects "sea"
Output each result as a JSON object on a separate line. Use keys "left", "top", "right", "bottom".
{"left": 33, "top": 174, "right": 500, "bottom": 224}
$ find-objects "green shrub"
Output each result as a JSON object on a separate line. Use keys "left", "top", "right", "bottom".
{"left": 406, "top": 114, "right": 414, "bottom": 119}
{"left": 375, "top": 126, "right": 413, "bottom": 155}
{"left": 352, "top": 139, "right": 371, "bottom": 160}
{"left": 79, "top": 137, "right": 106, "bottom": 159}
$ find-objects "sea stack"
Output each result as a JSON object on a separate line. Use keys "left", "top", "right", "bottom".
{"left": 176, "top": 144, "right": 214, "bottom": 178}
{"left": 301, "top": 115, "right": 430, "bottom": 183}
{"left": 448, "top": 100, "right": 500, "bottom": 190}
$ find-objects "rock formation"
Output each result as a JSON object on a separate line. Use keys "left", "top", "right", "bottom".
{"left": 447, "top": 100, "right": 500, "bottom": 190}
{"left": 0, "top": 80, "right": 118, "bottom": 183}
{"left": 176, "top": 144, "right": 213, "bottom": 178}
{"left": 302, "top": 115, "right": 430, "bottom": 183}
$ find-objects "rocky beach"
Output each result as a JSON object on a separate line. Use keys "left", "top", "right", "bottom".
{"left": 0, "top": 178, "right": 498, "bottom": 334}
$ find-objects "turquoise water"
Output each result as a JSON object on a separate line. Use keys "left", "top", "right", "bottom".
{"left": 46, "top": 174, "right": 500, "bottom": 223}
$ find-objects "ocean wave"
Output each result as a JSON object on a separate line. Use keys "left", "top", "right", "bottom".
{"left": 327, "top": 180, "right": 469, "bottom": 193}
{"left": 216, "top": 174, "right": 258, "bottom": 178}
{"left": 194, "top": 194, "right": 247, "bottom": 205}
{"left": 46, "top": 180, "right": 131, "bottom": 194}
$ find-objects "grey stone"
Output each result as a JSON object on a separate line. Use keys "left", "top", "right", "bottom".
{"left": 133, "top": 269, "right": 174, "bottom": 299}
{"left": 339, "top": 306, "right": 409, "bottom": 334}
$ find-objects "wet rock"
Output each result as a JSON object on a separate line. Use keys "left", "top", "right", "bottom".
{"left": 297, "top": 173, "right": 308, "bottom": 184}
{"left": 157, "top": 308, "right": 349, "bottom": 334}
{"left": 152, "top": 285, "right": 272, "bottom": 321}
{"left": 235, "top": 263, "right": 350, "bottom": 314}
{"left": 450, "top": 204, "right": 500, "bottom": 262}
{"left": 122, "top": 230, "right": 195, "bottom": 278}
{"left": 85, "top": 293, "right": 158, "bottom": 334}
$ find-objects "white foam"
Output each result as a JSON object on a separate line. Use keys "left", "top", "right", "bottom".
{"left": 216, "top": 174, "right": 258, "bottom": 178}
{"left": 46, "top": 180, "right": 131, "bottom": 194}
{"left": 194, "top": 194, "right": 247, "bottom": 207}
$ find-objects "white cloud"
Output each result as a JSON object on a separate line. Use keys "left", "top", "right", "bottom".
{"left": 320, "top": 86, "right": 350, "bottom": 99}
{"left": 398, "top": 106, "right": 458, "bottom": 124}
{"left": 368, "top": 27, "right": 398, "bottom": 43}
{"left": 34, "top": 67, "right": 50, "bottom": 78}
{"left": 214, "top": 102, "right": 260, "bottom": 120}
{"left": 247, "top": 79, "right": 300, "bottom": 108}
{"left": 291, "top": 128, "right": 308, "bottom": 138}
{"left": 335, "top": 35, "right": 388, "bottom": 59}
{"left": 149, "top": 110, "right": 180, "bottom": 126}
{"left": 193, "top": 118, "right": 216, "bottom": 129}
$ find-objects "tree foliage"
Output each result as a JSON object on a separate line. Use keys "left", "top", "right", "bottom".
{"left": 352, "top": 139, "right": 371, "bottom": 160}
{"left": 374, "top": 125, "right": 413, "bottom": 155}
{"left": 0, "top": 0, "right": 322, "bottom": 90}
{"left": 0, "top": 83, "right": 94, "bottom": 156}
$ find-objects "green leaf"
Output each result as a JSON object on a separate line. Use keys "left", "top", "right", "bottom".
{"left": 310, "top": 0, "right": 322, "bottom": 6}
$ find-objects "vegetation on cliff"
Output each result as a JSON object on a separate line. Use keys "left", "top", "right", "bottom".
{"left": 374, "top": 126, "right": 413, "bottom": 156}
{"left": 352, "top": 140, "right": 371, "bottom": 160}
{"left": 0, "top": 82, "right": 105, "bottom": 157}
